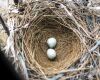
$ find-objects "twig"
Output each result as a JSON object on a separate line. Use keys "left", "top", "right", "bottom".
{"left": 90, "top": 40, "right": 100, "bottom": 52}
{"left": 59, "top": 67, "right": 92, "bottom": 74}
{"left": 60, "top": 3, "right": 91, "bottom": 38}
{"left": 0, "top": 15, "right": 10, "bottom": 36}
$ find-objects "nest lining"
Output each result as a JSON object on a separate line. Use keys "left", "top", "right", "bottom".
{"left": 23, "top": 17, "right": 83, "bottom": 75}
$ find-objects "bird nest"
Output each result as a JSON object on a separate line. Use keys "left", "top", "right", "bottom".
{"left": 22, "top": 11, "right": 85, "bottom": 76}
{"left": 3, "top": 0, "right": 100, "bottom": 79}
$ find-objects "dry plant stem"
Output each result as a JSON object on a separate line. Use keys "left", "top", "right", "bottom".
{"left": 5, "top": 17, "right": 16, "bottom": 59}
{"left": 79, "top": 58, "right": 89, "bottom": 69}
{"left": 26, "top": 6, "right": 31, "bottom": 21}
{"left": 93, "top": 15, "right": 95, "bottom": 29}
{"left": 52, "top": 10, "right": 72, "bottom": 30}
{"left": 25, "top": 0, "right": 32, "bottom": 10}
{"left": 18, "top": 54, "right": 29, "bottom": 80}
{"left": 7, "top": 7, "right": 29, "bottom": 80}
{"left": 48, "top": 74, "right": 63, "bottom": 80}
{"left": 60, "top": 3, "right": 91, "bottom": 39}
{"left": 23, "top": 39, "right": 47, "bottom": 79}
{"left": 58, "top": 67, "right": 91, "bottom": 74}
{"left": 52, "top": 5, "right": 91, "bottom": 40}
{"left": 82, "top": 40, "right": 100, "bottom": 69}
{"left": 96, "top": 74, "right": 99, "bottom": 80}
{"left": 90, "top": 40, "right": 100, "bottom": 52}
{"left": 72, "top": 29, "right": 85, "bottom": 43}
{"left": 98, "top": 53, "right": 100, "bottom": 68}
{"left": 35, "top": 60, "right": 48, "bottom": 80}
{"left": 18, "top": 10, "right": 26, "bottom": 28}
{"left": 29, "top": 11, "right": 45, "bottom": 27}
{"left": 87, "top": 51, "right": 99, "bottom": 69}
{"left": 0, "top": 15, "right": 10, "bottom": 36}
{"left": 60, "top": 73, "right": 88, "bottom": 80}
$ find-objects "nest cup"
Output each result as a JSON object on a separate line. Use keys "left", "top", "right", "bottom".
{"left": 23, "top": 13, "right": 84, "bottom": 76}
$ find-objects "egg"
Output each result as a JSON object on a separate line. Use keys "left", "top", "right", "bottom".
{"left": 47, "top": 37, "right": 57, "bottom": 48}
{"left": 47, "top": 49, "right": 56, "bottom": 60}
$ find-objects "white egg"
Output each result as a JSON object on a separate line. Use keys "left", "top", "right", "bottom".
{"left": 47, "top": 37, "right": 57, "bottom": 48}
{"left": 47, "top": 49, "right": 56, "bottom": 60}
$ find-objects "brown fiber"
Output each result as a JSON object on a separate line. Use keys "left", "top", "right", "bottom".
{"left": 23, "top": 16, "right": 84, "bottom": 75}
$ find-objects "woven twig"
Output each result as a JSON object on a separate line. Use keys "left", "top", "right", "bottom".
{"left": 4, "top": 0, "right": 100, "bottom": 80}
